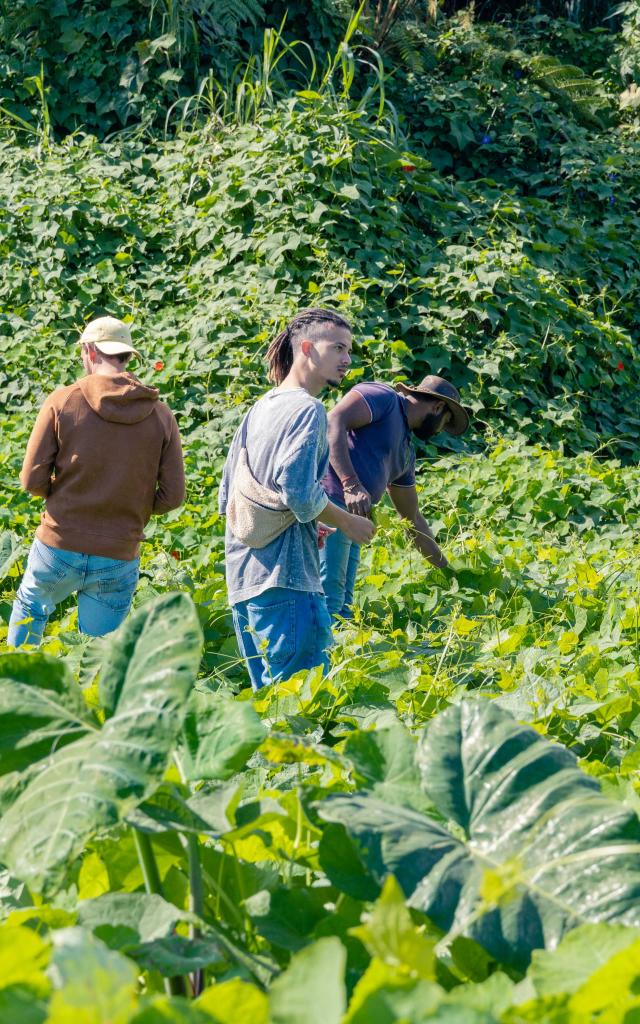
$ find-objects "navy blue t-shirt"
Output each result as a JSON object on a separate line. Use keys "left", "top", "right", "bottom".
{"left": 323, "top": 382, "right": 416, "bottom": 506}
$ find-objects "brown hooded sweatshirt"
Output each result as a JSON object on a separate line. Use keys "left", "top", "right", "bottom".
{"left": 20, "top": 373, "right": 185, "bottom": 560}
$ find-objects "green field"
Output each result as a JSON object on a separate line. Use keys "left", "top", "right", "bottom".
{"left": 1, "top": 2, "right": 640, "bottom": 1020}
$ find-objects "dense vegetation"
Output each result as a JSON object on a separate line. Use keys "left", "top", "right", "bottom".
{"left": 0, "top": 1, "right": 639, "bottom": 1020}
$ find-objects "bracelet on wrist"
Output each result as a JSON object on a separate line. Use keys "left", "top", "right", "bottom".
{"left": 340, "top": 472, "right": 358, "bottom": 485}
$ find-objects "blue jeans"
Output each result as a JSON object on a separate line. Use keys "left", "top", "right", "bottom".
{"left": 8, "top": 538, "right": 140, "bottom": 646}
{"left": 320, "top": 520, "right": 361, "bottom": 621}
{"left": 232, "top": 587, "right": 333, "bottom": 691}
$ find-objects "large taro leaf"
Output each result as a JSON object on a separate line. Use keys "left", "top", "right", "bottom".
{"left": 342, "top": 722, "right": 434, "bottom": 813}
{"left": 77, "top": 892, "right": 194, "bottom": 944}
{"left": 269, "top": 937, "right": 347, "bottom": 1024}
{"left": 318, "top": 700, "right": 640, "bottom": 970}
{"left": 128, "top": 782, "right": 237, "bottom": 837}
{"left": 0, "top": 531, "right": 23, "bottom": 583}
{"left": 77, "top": 892, "right": 225, "bottom": 978}
{"left": 0, "top": 653, "right": 93, "bottom": 778}
{"left": 48, "top": 927, "right": 138, "bottom": 1021}
{"left": 0, "top": 592, "right": 203, "bottom": 896}
{"left": 179, "top": 690, "right": 267, "bottom": 781}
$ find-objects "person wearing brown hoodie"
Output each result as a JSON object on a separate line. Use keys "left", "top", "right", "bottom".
{"left": 8, "top": 316, "right": 185, "bottom": 646}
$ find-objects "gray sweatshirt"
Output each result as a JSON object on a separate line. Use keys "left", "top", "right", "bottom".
{"left": 219, "top": 388, "right": 329, "bottom": 605}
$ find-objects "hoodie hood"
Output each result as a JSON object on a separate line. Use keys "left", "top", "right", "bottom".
{"left": 78, "top": 373, "right": 159, "bottom": 424}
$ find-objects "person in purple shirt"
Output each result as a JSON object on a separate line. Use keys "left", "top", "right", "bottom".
{"left": 320, "top": 375, "right": 470, "bottom": 619}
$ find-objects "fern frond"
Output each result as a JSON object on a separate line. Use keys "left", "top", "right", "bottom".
{"left": 386, "top": 20, "right": 428, "bottom": 72}
{"left": 192, "top": 0, "right": 266, "bottom": 44}
{"left": 526, "top": 53, "right": 612, "bottom": 126}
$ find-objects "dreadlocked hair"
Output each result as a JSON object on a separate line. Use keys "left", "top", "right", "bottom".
{"left": 266, "top": 308, "right": 352, "bottom": 385}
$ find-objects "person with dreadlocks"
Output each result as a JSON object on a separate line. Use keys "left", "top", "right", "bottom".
{"left": 219, "top": 308, "right": 375, "bottom": 691}
{"left": 320, "top": 374, "right": 470, "bottom": 620}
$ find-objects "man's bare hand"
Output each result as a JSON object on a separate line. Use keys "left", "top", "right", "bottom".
{"left": 317, "top": 524, "right": 336, "bottom": 549}
{"left": 342, "top": 512, "right": 376, "bottom": 545}
{"left": 344, "top": 483, "right": 371, "bottom": 518}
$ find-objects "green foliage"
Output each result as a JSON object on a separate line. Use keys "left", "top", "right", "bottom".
{"left": 269, "top": 937, "right": 347, "bottom": 1024}
{"left": 320, "top": 701, "right": 640, "bottom": 970}
{"left": 614, "top": 0, "right": 640, "bottom": 83}
{"left": 0, "top": 550, "right": 637, "bottom": 1012}
{"left": 0, "top": 5, "right": 640, "bottom": 1020}
{"left": 0, "top": 80, "right": 638, "bottom": 463}
{"left": 0, "top": 592, "right": 203, "bottom": 894}
{"left": 526, "top": 52, "right": 612, "bottom": 124}
{"left": 179, "top": 690, "right": 267, "bottom": 780}
{"left": 0, "top": 0, "right": 274, "bottom": 137}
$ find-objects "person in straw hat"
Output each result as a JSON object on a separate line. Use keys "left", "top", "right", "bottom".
{"left": 8, "top": 315, "right": 185, "bottom": 645}
{"left": 320, "top": 374, "right": 470, "bottom": 620}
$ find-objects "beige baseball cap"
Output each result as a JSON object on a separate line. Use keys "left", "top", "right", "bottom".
{"left": 79, "top": 316, "right": 141, "bottom": 358}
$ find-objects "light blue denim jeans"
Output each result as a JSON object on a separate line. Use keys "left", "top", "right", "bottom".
{"left": 232, "top": 586, "right": 333, "bottom": 691}
{"left": 319, "top": 511, "right": 361, "bottom": 621}
{"left": 8, "top": 538, "right": 140, "bottom": 646}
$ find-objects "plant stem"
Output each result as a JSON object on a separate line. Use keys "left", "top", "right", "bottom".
{"left": 133, "top": 829, "right": 163, "bottom": 895}
{"left": 186, "top": 833, "right": 205, "bottom": 921}
{"left": 132, "top": 828, "right": 186, "bottom": 998}
{"left": 184, "top": 832, "right": 205, "bottom": 996}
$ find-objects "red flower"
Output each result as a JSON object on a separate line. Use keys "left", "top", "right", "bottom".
{"left": 401, "top": 163, "right": 416, "bottom": 173}
{"left": 171, "top": 550, "right": 180, "bottom": 561}
{"left": 616, "top": 361, "right": 625, "bottom": 371}
{"left": 154, "top": 360, "right": 164, "bottom": 371}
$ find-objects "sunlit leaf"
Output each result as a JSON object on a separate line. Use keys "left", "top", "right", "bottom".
{"left": 0, "top": 593, "right": 202, "bottom": 894}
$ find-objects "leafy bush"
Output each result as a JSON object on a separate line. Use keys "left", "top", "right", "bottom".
{"left": 0, "top": 0, "right": 277, "bottom": 136}
{"left": 1, "top": 92, "right": 639, "bottom": 462}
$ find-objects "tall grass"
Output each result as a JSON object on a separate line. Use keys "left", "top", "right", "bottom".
{"left": 164, "top": 3, "right": 398, "bottom": 136}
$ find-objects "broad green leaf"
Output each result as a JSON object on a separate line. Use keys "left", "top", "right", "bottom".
{"left": 318, "top": 800, "right": 451, "bottom": 901}
{"left": 129, "top": 783, "right": 234, "bottom": 837}
{"left": 7, "top": 906, "right": 75, "bottom": 931}
{"left": 77, "top": 852, "right": 110, "bottom": 900}
{"left": 342, "top": 724, "right": 432, "bottom": 812}
{"left": 350, "top": 876, "right": 436, "bottom": 980}
{"left": 246, "top": 885, "right": 331, "bottom": 952}
{"left": 414, "top": 700, "right": 640, "bottom": 960}
{"left": 223, "top": 791, "right": 320, "bottom": 865}
{"left": 79, "top": 887, "right": 271, "bottom": 984}
{"left": 47, "top": 928, "right": 137, "bottom": 1024}
{"left": 77, "top": 892, "right": 191, "bottom": 943}
{"left": 0, "top": 867, "right": 29, "bottom": 918}
{"left": 568, "top": 937, "right": 640, "bottom": 1019}
{"left": 196, "top": 979, "right": 268, "bottom": 1024}
{"left": 269, "top": 937, "right": 346, "bottom": 1024}
{"left": 344, "top": 958, "right": 442, "bottom": 1024}
{"left": 0, "top": 653, "right": 92, "bottom": 777}
{"left": 0, "top": 593, "right": 203, "bottom": 894}
{"left": 260, "top": 733, "right": 342, "bottom": 770}
{"left": 0, "top": 986, "right": 48, "bottom": 1024}
{"left": 0, "top": 923, "right": 50, "bottom": 991}
{"left": 80, "top": 889, "right": 223, "bottom": 980}
{"left": 0, "top": 532, "right": 22, "bottom": 582}
{"left": 132, "top": 935, "right": 224, "bottom": 976}
{"left": 130, "top": 996, "right": 212, "bottom": 1023}
{"left": 99, "top": 591, "right": 202, "bottom": 719}
{"left": 442, "top": 973, "right": 514, "bottom": 1017}
{"left": 318, "top": 821, "right": 385, "bottom": 903}
{"left": 557, "top": 630, "right": 579, "bottom": 654}
{"left": 184, "top": 785, "right": 240, "bottom": 835}
{"left": 180, "top": 691, "right": 266, "bottom": 781}
{"left": 318, "top": 701, "right": 640, "bottom": 970}
{"left": 528, "top": 922, "right": 640, "bottom": 996}
{"left": 346, "top": 959, "right": 498, "bottom": 1024}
